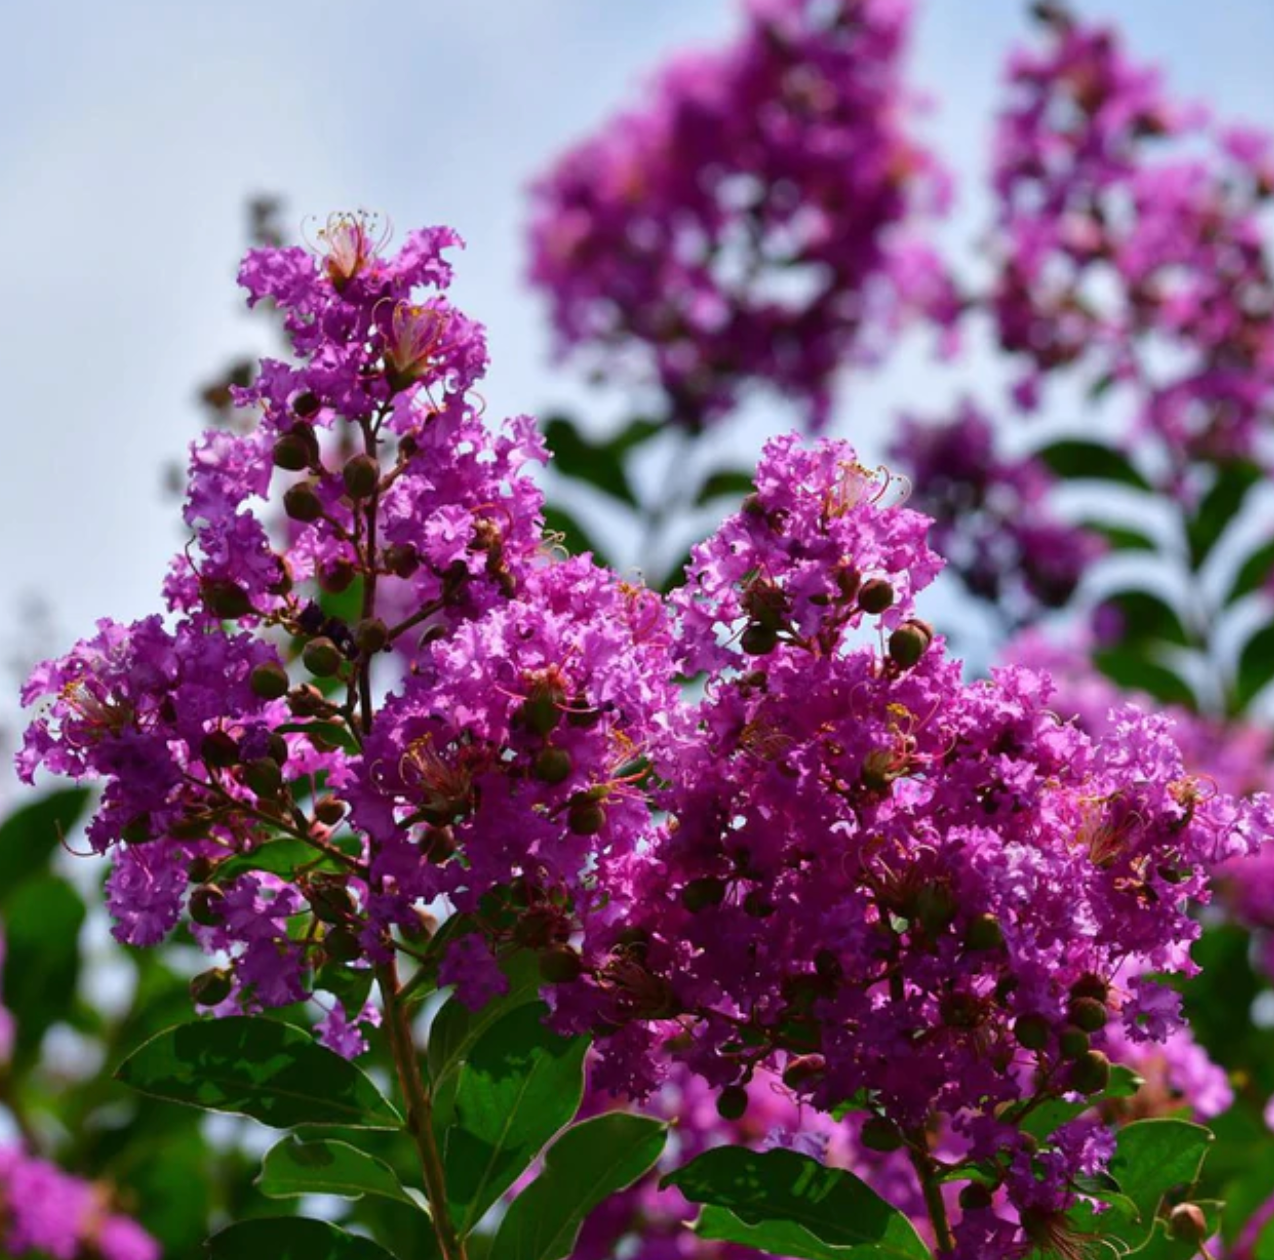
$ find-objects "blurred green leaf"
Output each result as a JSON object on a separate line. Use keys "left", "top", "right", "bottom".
{"left": 544, "top": 416, "right": 639, "bottom": 507}
{"left": 258, "top": 1136, "right": 419, "bottom": 1207}
{"left": 1227, "top": 537, "right": 1274, "bottom": 606}
{"left": 0, "top": 788, "right": 91, "bottom": 899}
{"left": 491, "top": 1112, "right": 667, "bottom": 1260}
{"left": 1188, "top": 461, "right": 1262, "bottom": 570}
{"left": 1093, "top": 649, "right": 1197, "bottom": 710}
{"left": 1035, "top": 439, "right": 1150, "bottom": 490}
{"left": 116, "top": 1017, "right": 402, "bottom": 1129}
{"left": 205, "top": 1216, "right": 398, "bottom": 1259}
{"left": 443, "top": 1001, "right": 588, "bottom": 1233}
{"left": 695, "top": 470, "right": 755, "bottom": 507}
{"left": 1101, "top": 589, "right": 1191, "bottom": 648}
{"left": 541, "top": 506, "right": 609, "bottom": 566}
{"left": 1234, "top": 623, "right": 1274, "bottom": 711}
{"left": 1079, "top": 520, "right": 1157, "bottom": 553}
{"left": 664, "top": 1147, "right": 930, "bottom": 1260}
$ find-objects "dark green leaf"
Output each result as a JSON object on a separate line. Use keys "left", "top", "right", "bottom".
{"left": 1227, "top": 537, "right": 1274, "bottom": 606}
{"left": 1034, "top": 439, "right": 1150, "bottom": 490}
{"left": 1071, "top": 1119, "right": 1212, "bottom": 1253}
{"left": 274, "top": 720, "right": 361, "bottom": 754}
{"left": 1093, "top": 649, "right": 1197, "bottom": 710}
{"left": 663, "top": 1147, "right": 929, "bottom": 1260}
{"left": 695, "top": 470, "right": 756, "bottom": 507}
{"left": 214, "top": 837, "right": 351, "bottom": 883}
{"left": 542, "top": 506, "right": 610, "bottom": 566}
{"left": 1234, "top": 623, "right": 1274, "bottom": 711}
{"left": 491, "top": 1113, "right": 667, "bottom": 1260}
{"left": 428, "top": 952, "right": 543, "bottom": 1083}
{"left": 443, "top": 1001, "right": 588, "bottom": 1233}
{"left": 116, "top": 1017, "right": 402, "bottom": 1129}
{"left": 1100, "top": 589, "right": 1191, "bottom": 647}
{"left": 544, "top": 416, "right": 639, "bottom": 507}
{"left": 317, "top": 963, "right": 375, "bottom": 1018}
{"left": 0, "top": 788, "right": 91, "bottom": 897}
{"left": 258, "top": 1136, "right": 419, "bottom": 1207}
{"left": 4, "top": 873, "right": 85, "bottom": 1058}
{"left": 1188, "top": 461, "right": 1262, "bottom": 569}
{"left": 205, "top": 1217, "right": 398, "bottom": 1259}
{"left": 1079, "top": 520, "right": 1157, "bottom": 553}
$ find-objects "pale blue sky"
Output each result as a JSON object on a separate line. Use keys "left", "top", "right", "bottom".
{"left": 5, "top": 0, "right": 1274, "bottom": 680}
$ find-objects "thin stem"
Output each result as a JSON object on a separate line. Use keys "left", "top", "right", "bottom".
{"left": 377, "top": 959, "right": 468, "bottom": 1260}
{"left": 909, "top": 1145, "right": 955, "bottom": 1257}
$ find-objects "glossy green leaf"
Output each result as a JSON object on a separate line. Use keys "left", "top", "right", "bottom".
{"left": 491, "top": 1113, "right": 667, "bottom": 1260}
{"left": 213, "top": 837, "right": 352, "bottom": 883}
{"left": 1226, "top": 537, "right": 1274, "bottom": 605}
{"left": 0, "top": 788, "right": 91, "bottom": 896}
{"left": 443, "top": 1001, "right": 589, "bottom": 1233}
{"left": 1187, "top": 460, "right": 1262, "bottom": 569}
{"left": 664, "top": 1147, "right": 930, "bottom": 1260}
{"left": 1235, "top": 623, "right": 1274, "bottom": 711}
{"left": 428, "top": 952, "right": 543, "bottom": 1083}
{"left": 4, "top": 873, "right": 85, "bottom": 1058}
{"left": 258, "top": 1136, "right": 419, "bottom": 1207}
{"left": 1034, "top": 439, "right": 1150, "bottom": 490}
{"left": 205, "top": 1216, "right": 398, "bottom": 1259}
{"left": 1093, "top": 649, "right": 1197, "bottom": 710}
{"left": 1071, "top": 1119, "right": 1212, "bottom": 1253}
{"left": 695, "top": 469, "right": 756, "bottom": 506}
{"left": 116, "top": 1017, "right": 402, "bottom": 1129}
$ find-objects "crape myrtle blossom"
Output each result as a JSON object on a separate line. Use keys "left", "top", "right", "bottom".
{"left": 528, "top": 0, "right": 956, "bottom": 431}
{"left": 993, "top": 3, "right": 1274, "bottom": 476}
{"left": 14, "top": 220, "right": 1271, "bottom": 1258}
{"left": 549, "top": 436, "right": 1270, "bottom": 1256}
{"left": 888, "top": 400, "right": 1103, "bottom": 623}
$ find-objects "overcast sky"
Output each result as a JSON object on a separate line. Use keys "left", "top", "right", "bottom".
{"left": 5, "top": 0, "right": 1274, "bottom": 710}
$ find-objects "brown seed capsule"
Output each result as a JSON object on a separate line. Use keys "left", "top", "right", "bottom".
{"left": 716, "top": 1086, "right": 749, "bottom": 1121}
{"left": 324, "top": 926, "right": 362, "bottom": 963}
{"left": 1014, "top": 1013, "right": 1051, "bottom": 1051}
{"left": 1070, "top": 1049, "right": 1111, "bottom": 1095}
{"left": 1058, "top": 1026, "right": 1090, "bottom": 1060}
{"left": 308, "top": 880, "right": 355, "bottom": 924}
{"left": 681, "top": 877, "right": 726, "bottom": 913}
{"left": 534, "top": 746, "right": 573, "bottom": 785}
{"left": 1067, "top": 996, "right": 1108, "bottom": 1033}
{"left": 243, "top": 757, "right": 283, "bottom": 799}
{"left": 342, "top": 453, "right": 380, "bottom": 500}
{"left": 1168, "top": 1203, "right": 1207, "bottom": 1244}
{"left": 319, "top": 560, "right": 356, "bottom": 594}
{"left": 272, "top": 432, "right": 312, "bottom": 472}
{"left": 959, "top": 1183, "right": 994, "bottom": 1212}
{"left": 189, "top": 885, "right": 227, "bottom": 927}
{"left": 888, "top": 620, "right": 933, "bottom": 669}
{"left": 383, "top": 542, "right": 420, "bottom": 578}
{"left": 292, "top": 391, "right": 322, "bottom": 418}
{"left": 303, "top": 637, "right": 343, "bottom": 678}
{"left": 964, "top": 913, "right": 1004, "bottom": 951}
{"left": 857, "top": 578, "right": 895, "bottom": 615}
{"left": 740, "top": 623, "right": 779, "bottom": 656}
{"left": 860, "top": 1117, "right": 904, "bottom": 1152}
{"left": 250, "top": 661, "right": 290, "bottom": 700}
{"left": 283, "top": 481, "right": 324, "bottom": 523}
{"left": 782, "top": 1054, "right": 827, "bottom": 1091}
{"left": 354, "top": 617, "right": 389, "bottom": 655}
{"left": 200, "top": 729, "right": 240, "bottom": 769}
{"left": 539, "top": 945, "right": 583, "bottom": 984}
{"left": 1070, "top": 973, "right": 1109, "bottom": 1003}
{"left": 567, "top": 796, "right": 606, "bottom": 836}
{"left": 190, "top": 967, "right": 234, "bottom": 1007}
{"left": 289, "top": 684, "right": 332, "bottom": 718}
{"left": 202, "top": 579, "right": 253, "bottom": 621}
{"left": 314, "top": 796, "right": 346, "bottom": 825}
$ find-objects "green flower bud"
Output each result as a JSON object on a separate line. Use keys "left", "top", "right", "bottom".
{"left": 958, "top": 1183, "right": 994, "bottom": 1212}
{"left": 189, "top": 885, "right": 226, "bottom": 927}
{"left": 860, "top": 1117, "right": 904, "bottom": 1152}
{"left": 355, "top": 617, "right": 389, "bottom": 655}
{"left": 314, "top": 796, "right": 346, "bottom": 825}
{"left": 716, "top": 1086, "right": 749, "bottom": 1121}
{"left": 1070, "top": 1049, "right": 1111, "bottom": 1095}
{"left": 1067, "top": 996, "right": 1108, "bottom": 1032}
{"left": 888, "top": 619, "right": 933, "bottom": 668}
{"left": 1168, "top": 1203, "right": 1207, "bottom": 1244}
{"left": 964, "top": 913, "right": 1004, "bottom": 951}
{"left": 302, "top": 636, "right": 343, "bottom": 678}
{"left": 857, "top": 578, "right": 895, "bottom": 615}
{"left": 250, "top": 661, "right": 290, "bottom": 700}
{"left": 283, "top": 481, "right": 324, "bottom": 523}
{"left": 292, "top": 391, "right": 322, "bottom": 418}
{"left": 1058, "top": 1026, "right": 1090, "bottom": 1060}
{"left": 342, "top": 453, "right": 380, "bottom": 500}
{"left": 567, "top": 796, "right": 606, "bottom": 836}
{"left": 190, "top": 967, "right": 235, "bottom": 1007}
{"left": 324, "top": 926, "right": 362, "bottom": 963}
{"left": 534, "top": 746, "right": 573, "bottom": 785}
{"left": 243, "top": 757, "right": 283, "bottom": 799}
{"left": 1014, "top": 1013, "right": 1051, "bottom": 1051}
{"left": 272, "top": 432, "right": 312, "bottom": 472}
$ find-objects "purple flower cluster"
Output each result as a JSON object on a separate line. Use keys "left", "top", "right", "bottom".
{"left": 16, "top": 219, "right": 1270, "bottom": 1258}
{"left": 527, "top": 0, "right": 955, "bottom": 430}
{"left": 889, "top": 400, "right": 1103, "bottom": 621}
{"left": 993, "top": 3, "right": 1274, "bottom": 472}
{"left": 0, "top": 1146, "right": 159, "bottom": 1260}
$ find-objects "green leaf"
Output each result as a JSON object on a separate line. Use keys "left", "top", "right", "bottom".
{"left": 1187, "top": 461, "right": 1262, "bottom": 569}
{"left": 443, "top": 1001, "right": 589, "bottom": 1233}
{"left": 1234, "top": 623, "right": 1274, "bottom": 711}
{"left": 1100, "top": 589, "right": 1191, "bottom": 648}
{"left": 1093, "top": 649, "right": 1197, "bottom": 710}
{"left": 274, "top": 720, "right": 362, "bottom": 755}
{"left": 544, "top": 416, "right": 639, "bottom": 507}
{"left": 116, "top": 1017, "right": 402, "bottom": 1130}
{"left": 1226, "top": 537, "right": 1274, "bottom": 605}
{"left": 663, "top": 1146, "right": 930, "bottom": 1260}
{"left": 1080, "top": 520, "right": 1158, "bottom": 553}
{"left": 258, "top": 1136, "right": 419, "bottom": 1207}
{"left": 0, "top": 788, "right": 91, "bottom": 897}
{"left": 205, "top": 1217, "right": 398, "bottom": 1259}
{"left": 542, "top": 505, "right": 609, "bottom": 566}
{"left": 4, "top": 873, "right": 85, "bottom": 1058}
{"left": 428, "top": 952, "right": 544, "bottom": 1083}
{"left": 316, "top": 962, "right": 375, "bottom": 1018}
{"left": 214, "top": 837, "right": 351, "bottom": 883}
{"left": 491, "top": 1112, "right": 667, "bottom": 1260}
{"left": 1034, "top": 439, "right": 1150, "bottom": 490}
{"left": 695, "top": 469, "right": 756, "bottom": 507}
{"left": 1071, "top": 1119, "right": 1212, "bottom": 1253}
